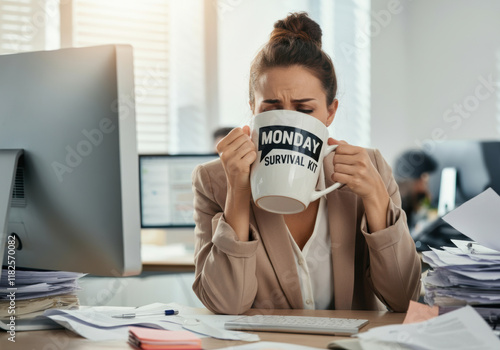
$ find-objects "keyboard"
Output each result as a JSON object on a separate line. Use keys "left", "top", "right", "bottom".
{"left": 224, "top": 315, "right": 369, "bottom": 336}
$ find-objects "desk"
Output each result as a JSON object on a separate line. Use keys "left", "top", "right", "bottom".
{"left": 141, "top": 243, "right": 195, "bottom": 273}
{"left": 0, "top": 309, "right": 405, "bottom": 349}
{"left": 142, "top": 255, "right": 195, "bottom": 273}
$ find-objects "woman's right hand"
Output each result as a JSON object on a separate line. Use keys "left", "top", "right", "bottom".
{"left": 216, "top": 125, "right": 257, "bottom": 193}
{"left": 216, "top": 126, "right": 256, "bottom": 241}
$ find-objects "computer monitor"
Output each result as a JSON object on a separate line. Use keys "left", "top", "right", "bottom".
{"left": 139, "top": 154, "right": 218, "bottom": 228}
{"left": 427, "top": 140, "right": 500, "bottom": 209}
{"left": 0, "top": 45, "right": 142, "bottom": 280}
{"left": 412, "top": 140, "right": 500, "bottom": 251}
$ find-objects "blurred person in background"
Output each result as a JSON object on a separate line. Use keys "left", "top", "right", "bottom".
{"left": 394, "top": 149, "right": 438, "bottom": 232}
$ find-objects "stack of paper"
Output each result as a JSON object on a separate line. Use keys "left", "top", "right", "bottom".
{"left": 422, "top": 240, "right": 500, "bottom": 306}
{"left": 0, "top": 293, "right": 79, "bottom": 319}
{"left": 0, "top": 269, "right": 85, "bottom": 299}
{"left": 422, "top": 188, "right": 500, "bottom": 309}
{"left": 128, "top": 326, "right": 202, "bottom": 350}
{"left": 353, "top": 305, "right": 500, "bottom": 350}
{"left": 0, "top": 269, "right": 84, "bottom": 319}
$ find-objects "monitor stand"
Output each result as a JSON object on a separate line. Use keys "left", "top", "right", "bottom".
{"left": 0, "top": 149, "right": 62, "bottom": 331}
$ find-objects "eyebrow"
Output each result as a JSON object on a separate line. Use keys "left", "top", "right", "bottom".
{"left": 262, "top": 98, "right": 317, "bottom": 104}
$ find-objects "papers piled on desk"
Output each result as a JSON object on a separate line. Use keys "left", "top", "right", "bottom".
{"left": 422, "top": 240, "right": 500, "bottom": 306}
{"left": 43, "top": 302, "right": 260, "bottom": 342}
{"left": 0, "top": 269, "right": 85, "bottom": 300}
{"left": 0, "top": 269, "right": 84, "bottom": 319}
{"left": 353, "top": 305, "right": 500, "bottom": 350}
{"left": 422, "top": 188, "right": 500, "bottom": 311}
{"left": 0, "top": 293, "right": 79, "bottom": 319}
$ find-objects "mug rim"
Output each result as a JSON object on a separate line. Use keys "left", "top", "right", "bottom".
{"left": 253, "top": 109, "right": 328, "bottom": 130}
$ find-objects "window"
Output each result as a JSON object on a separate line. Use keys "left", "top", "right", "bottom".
{"left": 0, "top": 0, "right": 59, "bottom": 54}
{"left": 69, "top": 0, "right": 171, "bottom": 154}
{"left": 328, "top": 0, "right": 371, "bottom": 147}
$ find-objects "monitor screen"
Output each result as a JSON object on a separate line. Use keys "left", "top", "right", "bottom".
{"left": 427, "top": 140, "right": 500, "bottom": 209}
{"left": 0, "top": 45, "right": 141, "bottom": 278}
{"left": 139, "top": 154, "right": 218, "bottom": 228}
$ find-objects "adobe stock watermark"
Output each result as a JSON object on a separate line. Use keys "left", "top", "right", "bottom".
{"left": 413, "top": 74, "right": 497, "bottom": 156}
{"left": 78, "top": 269, "right": 130, "bottom": 306}
{"left": 51, "top": 118, "right": 116, "bottom": 182}
{"left": 111, "top": 63, "right": 165, "bottom": 122}
{"left": 4, "top": 0, "right": 68, "bottom": 53}
{"left": 341, "top": 0, "right": 405, "bottom": 63}
{"left": 51, "top": 63, "right": 165, "bottom": 183}
{"left": 5, "top": 235, "right": 17, "bottom": 343}
{"left": 213, "top": 0, "right": 243, "bottom": 20}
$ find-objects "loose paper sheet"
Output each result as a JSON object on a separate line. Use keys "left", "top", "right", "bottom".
{"left": 443, "top": 188, "right": 500, "bottom": 251}
{"left": 44, "top": 302, "right": 259, "bottom": 342}
{"left": 356, "top": 305, "right": 500, "bottom": 350}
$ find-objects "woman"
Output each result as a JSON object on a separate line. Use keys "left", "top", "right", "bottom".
{"left": 192, "top": 12, "right": 421, "bottom": 314}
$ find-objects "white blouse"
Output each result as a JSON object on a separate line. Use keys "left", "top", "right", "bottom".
{"left": 286, "top": 172, "right": 334, "bottom": 310}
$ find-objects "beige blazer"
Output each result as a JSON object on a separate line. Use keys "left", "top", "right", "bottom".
{"left": 192, "top": 149, "right": 421, "bottom": 314}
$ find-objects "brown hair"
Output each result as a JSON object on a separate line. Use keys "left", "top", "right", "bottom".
{"left": 249, "top": 12, "right": 337, "bottom": 108}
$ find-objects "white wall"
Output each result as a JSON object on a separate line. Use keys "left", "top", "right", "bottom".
{"left": 371, "top": 0, "right": 500, "bottom": 167}
{"left": 217, "top": 0, "right": 311, "bottom": 129}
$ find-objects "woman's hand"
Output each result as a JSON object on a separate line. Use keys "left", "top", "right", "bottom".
{"left": 216, "top": 126, "right": 257, "bottom": 241}
{"left": 328, "top": 138, "right": 390, "bottom": 232}
{"left": 216, "top": 126, "right": 257, "bottom": 193}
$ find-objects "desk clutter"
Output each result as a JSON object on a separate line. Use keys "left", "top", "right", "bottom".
{"left": 42, "top": 302, "right": 259, "bottom": 342}
{"left": 422, "top": 240, "right": 500, "bottom": 307}
{"left": 422, "top": 188, "right": 500, "bottom": 328}
{"left": 35, "top": 301, "right": 499, "bottom": 350}
{"left": 1, "top": 189, "right": 499, "bottom": 349}
{"left": 346, "top": 305, "right": 500, "bottom": 350}
{"left": 128, "top": 326, "right": 202, "bottom": 350}
{"left": 0, "top": 269, "right": 83, "bottom": 320}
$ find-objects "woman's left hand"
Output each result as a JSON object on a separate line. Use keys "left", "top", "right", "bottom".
{"left": 328, "top": 138, "right": 390, "bottom": 232}
{"left": 328, "top": 138, "right": 386, "bottom": 200}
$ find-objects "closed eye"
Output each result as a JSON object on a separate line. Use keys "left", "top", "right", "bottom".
{"left": 297, "top": 109, "right": 313, "bottom": 114}
{"left": 262, "top": 106, "right": 282, "bottom": 112}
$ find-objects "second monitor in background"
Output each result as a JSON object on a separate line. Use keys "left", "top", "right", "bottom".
{"left": 412, "top": 140, "right": 500, "bottom": 250}
{"left": 427, "top": 140, "right": 500, "bottom": 210}
{"left": 139, "top": 154, "right": 218, "bottom": 229}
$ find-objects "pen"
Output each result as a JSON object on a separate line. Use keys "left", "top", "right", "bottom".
{"left": 112, "top": 309, "right": 179, "bottom": 318}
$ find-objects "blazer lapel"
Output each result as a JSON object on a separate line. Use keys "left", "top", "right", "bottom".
{"left": 324, "top": 155, "right": 357, "bottom": 310}
{"left": 250, "top": 202, "right": 304, "bottom": 309}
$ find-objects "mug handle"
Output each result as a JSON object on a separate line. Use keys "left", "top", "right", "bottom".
{"left": 310, "top": 144, "right": 343, "bottom": 202}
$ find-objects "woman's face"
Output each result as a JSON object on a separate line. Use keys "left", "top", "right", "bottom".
{"left": 252, "top": 65, "right": 338, "bottom": 126}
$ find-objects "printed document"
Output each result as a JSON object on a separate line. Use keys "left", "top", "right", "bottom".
{"left": 355, "top": 305, "right": 500, "bottom": 350}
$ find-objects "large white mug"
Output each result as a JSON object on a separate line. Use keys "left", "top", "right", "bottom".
{"left": 250, "top": 109, "right": 342, "bottom": 214}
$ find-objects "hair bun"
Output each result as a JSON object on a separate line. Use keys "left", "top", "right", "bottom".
{"left": 271, "top": 12, "right": 322, "bottom": 47}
